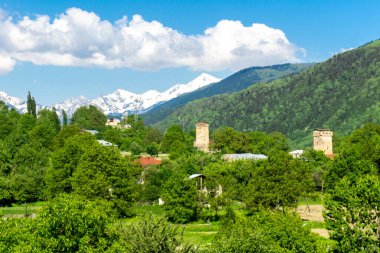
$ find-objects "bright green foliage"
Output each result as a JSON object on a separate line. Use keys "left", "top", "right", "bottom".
{"left": 36, "top": 108, "right": 61, "bottom": 134}
{"left": 139, "top": 166, "right": 172, "bottom": 202}
{"left": 0, "top": 218, "right": 35, "bottom": 253}
{"left": 160, "top": 124, "right": 186, "bottom": 152}
{"left": 339, "top": 123, "right": 380, "bottom": 168}
{"left": 130, "top": 141, "right": 144, "bottom": 155}
{"left": 160, "top": 124, "right": 193, "bottom": 158}
{"left": 50, "top": 124, "right": 82, "bottom": 150}
{"left": 152, "top": 40, "right": 380, "bottom": 147}
{"left": 211, "top": 127, "right": 289, "bottom": 154}
{"left": 325, "top": 124, "right": 380, "bottom": 190}
{"left": 211, "top": 127, "right": 252, "bottom": 153}
{"left": 71, "top": 144, "right": 136, "bottom": 217}
{"left": 143, "top": 63, "right": 312, "bottom": 125}
{"left": 144, "top": 127, "right": 163, "bottom": 145}
{"left": 213, "top": 211, "right": 319, "bottom": 253}
{"left": 45, "top": 134, "right": 97, "bottom": 198}
{"left": 162, "top": 173, "right": 199, "bottom": 223}
{"left": 71, "top": 105, "right": 107, "bottom": 131}
{"left": 146, "top": 142, "right": 159, "bottom": 156}
{"left": 102, "top": 127, "right": 123, "bottom": 147}
{"left": 26, "top": 91, "right": 36, "bottom": 118}
{"left": 0, "top": 194, "right": 118, "bottom": 253}
{"left": 243, "top": 152, "right": 314, "bottom": 210}
{"left": 113, "top": 215, "right": 197, "bottom": 253}
{"left": 325, "top": 175, "right": 380, "bottom": 252}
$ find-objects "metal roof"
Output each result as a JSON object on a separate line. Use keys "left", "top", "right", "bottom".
{"left": 222, "top": 153, "right": 268, "bottom": 161}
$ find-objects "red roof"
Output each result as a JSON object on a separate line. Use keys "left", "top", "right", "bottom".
{"left": 139, "top": 157, "right": 162, "bottom": 167}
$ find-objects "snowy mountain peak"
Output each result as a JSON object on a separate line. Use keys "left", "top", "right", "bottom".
{"left": 0, "top": 73, "right": 221, "bottom": 117}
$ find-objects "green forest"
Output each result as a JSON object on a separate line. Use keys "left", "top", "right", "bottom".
{"left": 1, "top": 96, "right": 380, "bottom": 252}
{"left": 143, "top": 63, "right": 312, "bottom": 125}
{"left": 151, "top": 40, "right": 380, "bottom": 148}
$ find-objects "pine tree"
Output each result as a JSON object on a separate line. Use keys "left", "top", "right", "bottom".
{"left": 27, "top": 91, "right": 37, "bottom": 118}
{"left": 62, "top": 109, "right": 68, "bottom": 126}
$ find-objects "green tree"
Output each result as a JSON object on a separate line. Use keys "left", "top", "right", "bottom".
{"left": 26, "top": 91, "right": 36, "bottom": 118}
{"left": 114, "top": 215, "right": 196, "bottom": 252}
{"left": 61, "top": 109, "right": 68, "bottom": 126}
{"left": 146, "top": 142, "right": 159, "bottom": 156}
{"left": 144, "top": 127, "right": 163, "bottom": 145}
{"left": 162, "top": 173, "right": 199, "bottom": 223}
{"left": 71, "top": 144, "right": 136, "bottom": 216}
{"left": 71, "top": 105, "right": 107, "bottom": 131}
{"left": 0, "top": 194, "right": 118, "bottom": 252}
{"left": 213, "top": 211, "right": 319, "bottom": 252}
{"left": 211, "top": 127, "right": 251, "bottom": 154}
{"left": 130, "top": 141, "right": 143, "bottom": 156}
{"left": 37, "top": 109, "right": 61, "bottom": 134}
{"left": 325, "top": 175, "right": 380, "bottom": 252}
{"left": 243, "top": 152, "right": 313, "bottom": 210}
{"left": 45, "top": 134, "right": 97, "bottom": 198}
{"left": 160, "top": 124, "right": 187, "bottom": 153}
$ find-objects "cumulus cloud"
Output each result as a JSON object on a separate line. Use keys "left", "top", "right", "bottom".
{"left": 0, "top": 54, "right": 16, "bottom": 74}
{"left": 0, "top": 8, "right": 304, "bottom": 74}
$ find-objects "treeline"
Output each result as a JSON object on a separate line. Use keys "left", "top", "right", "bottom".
{"left": 1, "top": 97, "right": 380, "bottom": 252}
{"left": 143, "top": 63, "right": 312, "bottom": 125}
{"left": 151, "top": 40, "right": 380, "bottom": 147}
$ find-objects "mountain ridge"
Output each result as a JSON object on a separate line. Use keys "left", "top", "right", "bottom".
{"left": 0, "top": 73, "right": 220, "bottom": 116}
{"left": 151, "top": 40, "right": 380, "bottom": 147}
{"left": 142, "top": 63, "right": 313, "bottom": 125}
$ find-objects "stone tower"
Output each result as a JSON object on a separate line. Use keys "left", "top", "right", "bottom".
{"left": 313, "top": 129, "right": 333, "bottom": 158}
{"left": 194, "top": 122, "right": 209, "bottom": 152}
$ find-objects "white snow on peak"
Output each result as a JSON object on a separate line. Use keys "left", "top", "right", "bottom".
{"left": 55, "top": 73, "right": 221, "bottom": 116}
{"left": 0, "top": 73, "right": 220, "bottom": 117}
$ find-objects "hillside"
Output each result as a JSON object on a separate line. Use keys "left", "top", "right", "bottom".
{"left": 152, "top": 40, "right": 380, "bottom": 147}
{"left": 142, "top": 63, "right": 312, "bottom": 125}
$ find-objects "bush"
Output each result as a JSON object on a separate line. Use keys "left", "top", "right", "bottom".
{"left": 113, "top": 215, "right": 197, "bottom": 252}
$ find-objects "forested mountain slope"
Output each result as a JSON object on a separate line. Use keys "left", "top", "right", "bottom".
{"left": 153, "top": 40, "right": 380, "bottom": 147}
{"left": 142, "top": 63, "right": 312, "bottom": 125}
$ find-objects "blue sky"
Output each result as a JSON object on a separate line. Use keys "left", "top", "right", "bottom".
{"left": 0, "top": 0, "right": 379, "bottom": 105}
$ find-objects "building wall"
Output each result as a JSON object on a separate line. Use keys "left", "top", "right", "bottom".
{"left": 194, "top": 122, "right": 209, "bottom": 152}
{"left": 313, "top": 129, "right": 333, "bottom": 156}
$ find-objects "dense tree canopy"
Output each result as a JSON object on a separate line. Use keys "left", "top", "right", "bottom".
{"left": 71, "top": 105, "right": 107, "bottom": 131}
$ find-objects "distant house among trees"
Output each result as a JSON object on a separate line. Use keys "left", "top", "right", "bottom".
{"left": 106, "top": 118, "right": 120, "bottom": 127}
{"left": 138, "top": 156, "right": 162, "bottom": 167}
{"left": 84, "top": 129, "right": 99, "bottom": 135}
{"left": 289, "top": 150, "right": 304, "bottom": 158}
{"left": 222, "top": 153, "right": 268, "bottom": 161}
{"left": 97, "top": 139, "right": 115, "bottom": 147}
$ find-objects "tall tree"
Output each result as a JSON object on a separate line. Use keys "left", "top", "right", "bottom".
{"left": 26, "top": 91, "right": 36, "bottom": 118}
{"left": 71, "top": 105, "right": 107, "bottom": 131}
{"left": 61, "top": 109, "right": 68, "bottom": 126}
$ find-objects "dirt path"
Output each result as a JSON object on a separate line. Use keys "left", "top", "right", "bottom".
{"left": 296, "top": 204, "right": 329, "bottom": 238}
{"left": 296, "top": 204, "right": 325, "bottom": 222}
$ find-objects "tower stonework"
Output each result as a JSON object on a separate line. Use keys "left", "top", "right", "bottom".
{"left": 313, "top": 129, "right": 333, "bottom": 158}
{"left": 194, "top": 122, "right": 209, "bottom": 152}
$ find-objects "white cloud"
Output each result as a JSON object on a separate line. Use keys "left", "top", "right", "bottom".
{"left": 0, "top": 54, "right": 16, "bottom": 74}
{"left": 0, "top": 8, "right": 304, "bottom": 73}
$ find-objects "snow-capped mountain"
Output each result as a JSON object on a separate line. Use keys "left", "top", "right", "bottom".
{"left": 55, "top": 73, "right": 220, "bottom": 116}
{"left": 0, "top": 91, "right": 27, "bottom": 112}
{"left": 0, "top": 91, "right": 48, "bottom": 113}
{"left": 0, "top": 73, "right": 220, "bottom": 117}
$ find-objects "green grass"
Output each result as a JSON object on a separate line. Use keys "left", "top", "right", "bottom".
{"left": 183, "top": 223, "right": 219, "bottom": 251}
{"left": 303, "top": 221, "right": 326, "bottom": 229}
{"left": 298, "top": 193, "right": 324, "bottom": 205}
{"left": 0, "top": 202, "right": 46, "bottom": 215}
